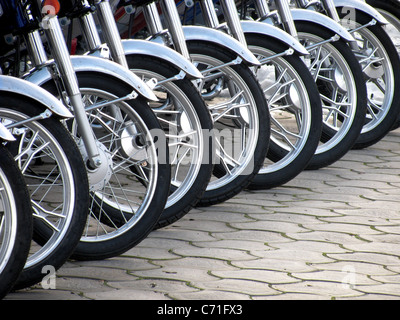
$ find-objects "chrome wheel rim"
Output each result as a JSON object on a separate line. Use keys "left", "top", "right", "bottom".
{"left": 299, "top": 33, "right": 358, "bottom": 154}
{"left": 0, "top": 108, "right": 75, "bottom": 268}
{"left": 132, "top": 69, "right": 204, "bottom": 208}
{"left": 191, "top": 53, "right": 260, "bottom": 190}
{"left": 76, "top": 88, "right": 158, "bottom": 242}
{"left": 350, "top": 23, "right": 395, "bottom": 134}
{"left": 250, "top": 44, "right": 313, "bottom": 173}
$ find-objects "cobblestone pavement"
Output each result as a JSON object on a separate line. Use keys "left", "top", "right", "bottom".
{"left": 5, "top": 127, "right": 400, "bottom": 300}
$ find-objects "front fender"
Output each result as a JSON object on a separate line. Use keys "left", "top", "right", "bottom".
{"left": 334, "top": 0, "right": 388, "bottom": 25}
{"left": 0, "top": 75, "right": 73, "bottom": 119}
{"left": 290, "top": 9, "right": 356, "bottom": 43}
{"left": 181, "top": 25, "right": 261, "bottom": 66}
{"left": 24, "top": 55, "right": 158, "bottom": 101}
{"left": 240, "top": 20, "right": 309, "bottom": 56}
{"left": 121, "top": 39, "right": 203, "bottom": 79}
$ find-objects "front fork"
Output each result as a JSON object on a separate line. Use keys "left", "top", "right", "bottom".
{"left": 27, "top": 16, "right": 102, "bottom": 168}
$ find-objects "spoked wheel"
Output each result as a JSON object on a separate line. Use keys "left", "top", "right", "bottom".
{"left": 0, "top": 95, "right": 89, "bottom": 290}
{"left": 42, "top": 72, "right": 171, "bottom": 260}
{"left": 295, "top": 21, "right": 367, "bottom": 170}
{"left": 186, "top": 41, "right": 270, "bottom": 206}
{"left": 337, "top": 10, "right": 400, "bottom": 147}
{"left": 245, "top": 35, "right": 323, "bottom": 189}
{"left": 0, "top": 146, "right": 32, "bottom": 299}
{"left": 366, "top": 0, "right": 400, "bottom": 54}
{"left": 127, "top": 55, "right": 214, "bottom": 228}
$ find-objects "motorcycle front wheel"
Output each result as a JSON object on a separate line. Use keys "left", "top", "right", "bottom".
{"left": 42, "top": 72, "right": 171, "bottom": 260}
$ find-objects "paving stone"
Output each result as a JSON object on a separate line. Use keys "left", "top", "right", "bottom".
{"left": 249, "top": 248, "right": 334, "bottom": 263}
{"left": 130, "top": 266, "right": 220, "bottom": 283}
{"left": 213, "top": 229, "right": 292, "bottom": 243}
{"left": 123, "top": 246, "right": 181, "bottom": 260}
{"left": 47, "top": 277, "right": 111, "bottom": 293}
{"left": 300, "top": 221, "right": 383, "bottom": 235}
{"left": 352, "top": 283, "right": 400, "bottom": 297}
{"left": 171, "top": 246, "right": 257, "bottom": 262}
{"left": 70, "top": 257, "right": 159, "bottom": 271}
{"left": 169, "top": 219, "right": 237, "bottom": 233}
{"left": 271, "top": 280, "right": 362, "bottom": 298}
{"left": 186, "top": 210, "right": 255, "bottom": 223}
{"left": 285, "top": 230, "right": 368, "bottom": 245}
{"left": 193, "top": 239, "right": 273, "bottom": 252}
{"left": 5, "top": 289, "right": 88, "bottom": 300}
{"left": 108, "top": 278, "right": 198, "bottom": 293}
{"left": 269, "top": 241, "right": 351, "bottom": 254}
{"left": 84, "top": 289, "right": 170, "bottom": 300}
{"left": 169, "top": 290, "right": 251, "bottom": 300}
{"left": 326, "top": 252, "right": 400, "bottom": 266}
{"left": 319, "top": 212, "right": 399, "bottom": 225}
{"left": 57, "top": 266, "right": 138, "bottom": 282}
{"left": 230, "top": 220, "right": 309, "bottom": 234}
{"left": 370, "top": 274, "right": 400, "bottom": 284}
{"left": 289, "top": 270, "right": 379, "bottom": 286}
{"left": 344, "top": 242, "right": 400, "bottom": 256}
{"left": 309, "top": 261, "right": 396, "bottom": 276}
{"left": 247, "top": 212, "right": 324, "bottom": 224}
{"left": 232, "top": 258, "right": 317, "bottom": 273}
{"left": 148, "top": 228, "right": 216, "bottom": 242}
{"left": 156, "top": 257, "right": 238, "bottom": 272}
{"left": 211, "top": 269, "right": 300, "bottom": 284}
{"left": 192, "top": 278, "right": 280, "bottom": 296}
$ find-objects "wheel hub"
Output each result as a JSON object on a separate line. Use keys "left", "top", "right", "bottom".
{"left": 78, "top": 140, "right": 112, "bottom": 192}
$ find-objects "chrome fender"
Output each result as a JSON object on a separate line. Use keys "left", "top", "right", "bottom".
{"left": 121, "top": 39, "right": 203, "bottom": 79}
{"left": 334, "top": 0, "right": 388, "bottom": 25}
{"left": 24, "top": 55, "right": 158, "bottom": 101}
{"left": 181, "top": 25, "right": 261, "bottom": 66}
{"left": 290, "top": 9, "right": 356, "bottom": 43}
{"left": 0, "top": 75, "right": 73, "bottom": 118}
{"left": 240, "top": 20, "right": 309, "bottom": 56}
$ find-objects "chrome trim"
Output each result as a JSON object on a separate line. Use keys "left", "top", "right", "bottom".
{"left": 241, "top": 20, "right": 310, "bottom": 55}
{"left": 181, "top": 25, "right": 261, "bottom": 66}
{"left": 333, "top": 0, "right": 388, "bottom": 25}
{"left": 290, "top": 8, "right": 356, "bottom": 42}
{"left": 121, "top": 39, "right": 203, "bottom": 79}
{"left": 0, "top": 75, "right": 73, "bottom": 118}
{"left": 24, "top": 55, "right": 158, "bottom": 101}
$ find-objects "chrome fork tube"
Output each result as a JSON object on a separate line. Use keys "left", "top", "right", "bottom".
{"left": 78, "top": 8, "right": 103, "bottom": 51}
{"left": 274, "top": 0, "right": 299, "bottom": 38}
{"left": 93, "top": 0, "right": 129, "bottom": 68}
{"left": 25, "top": 30, "right": 48, "bottom": 66}
{"left": 41, "top": 15, "right": 101, "bottom": 167}
{"left": 253, "top": 0, "right": 272, "bottom": 19}
{"left": 142, "top": 2, "right": 164, "bottom": 35}
{"left": 159, "top": 0, "right": 191, "bottom": 60}
{"left": 218, "top": 0, "right": 247, "bottom": 46}
{"left": 320, "top": 0, "right": 340, "bottom": 22}
{"left": 198, "top": 0, "right": 220, "bottom": 29}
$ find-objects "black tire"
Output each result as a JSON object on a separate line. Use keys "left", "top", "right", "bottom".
{"left": 0, "top": 94, "right": 89, "bottom": 290}
{"left": 42, "top": 72, "right": 171, "bottom": 260}
{"left": 126, "top": 54, "right": 214, "bottom": 228}
{"left": 244, "top": 35, "right": 323, "bottom": 189}
{"left": 186, "top": 41, "right": 270, "bottom": 206}
{"left": 336, "top": 9, "right": 400, "bottom": 147}
{"left": 0, "top": 146, "right": 32, "bottom": 299}
{"left": 295, "top": 21, "right": 367, "bottom": 170}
